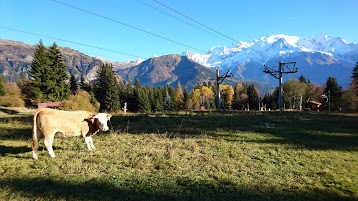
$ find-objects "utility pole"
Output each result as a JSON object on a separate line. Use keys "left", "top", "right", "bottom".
{"left": 321, "top": 90, "right": 331, "bottom": 111}
{"left": 123, "top": 102, "right": 127, "bottom": 114}
{"left": 328, "top": 90, "right": 331, "bottom": 112}
{"left": 264, "top": 62, "right": 298, "bottom": 112}
{"left": 216, "top": 69, "right": 232, "bottom": 111}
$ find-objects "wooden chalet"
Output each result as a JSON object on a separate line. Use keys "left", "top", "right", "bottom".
{"left": 37, "top": 102, "right": 62, "bottom": 109}
{"left": 304, "top": 100, "right": 322, "bottom": 111}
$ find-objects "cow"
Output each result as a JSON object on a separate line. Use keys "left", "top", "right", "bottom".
{"left": 32, "top": 108, "right": 112, "bottom": 160}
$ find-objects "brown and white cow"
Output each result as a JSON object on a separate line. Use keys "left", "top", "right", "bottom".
{"left": 32, "top": 108, "right": 112, "bottom": 159}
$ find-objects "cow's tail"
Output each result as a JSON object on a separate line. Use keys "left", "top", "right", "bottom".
{"left": 32, "top": 108, "right": 42, "bottom": 160}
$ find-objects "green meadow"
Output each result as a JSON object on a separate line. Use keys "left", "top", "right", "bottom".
{"left": 0, "top": 111, "right": 357, "bottom": 201}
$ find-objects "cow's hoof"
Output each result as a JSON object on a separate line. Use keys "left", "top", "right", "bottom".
{"left": 32, "top": 153, "right": 38, "bottom": 160}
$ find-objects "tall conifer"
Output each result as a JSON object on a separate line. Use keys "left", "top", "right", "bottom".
{"left": 29, "top": 41, "right": 70, "bottom": 103}
{"left": 163, "top": 87, "right": 173, "bottom": 111}
{"left": 79, "top": 72, "right": 92, "bottom": 92}
{"left": 49, "top": 43, "right": 70, "bottom": 101}
{"left": 351, "top": 62, "right": 358, "bottom": 95}
{"left": 48, "top": 43, "right": 70, "bottom": 101}
{"left": 70, "top": 74, "right": 78, "bottom": 94}
{"left": 29, "top": 40, "right": 50, "bottom": 102}
{"left": 324, "top": 76, "right": 342, "bottom": 110}
{"left": 94, "top": 63, "right": 121, "bottom": 112}
{"left": 247, "top": 84, "right": 260, "bottom": 110}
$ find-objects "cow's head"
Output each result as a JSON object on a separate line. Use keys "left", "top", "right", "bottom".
{"left": 92, "top": 113, "right": 112, "bottom": 131}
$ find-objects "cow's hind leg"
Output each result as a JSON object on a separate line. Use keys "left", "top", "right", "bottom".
{"left": 32, "top": 127, "right": 43, "bottom": 160}
{"left": 44, "top": 135, "right": 56, "bottom": 158}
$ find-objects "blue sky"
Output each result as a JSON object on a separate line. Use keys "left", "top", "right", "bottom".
{"left": 1, "top": 0, "right": 357, "bottom": 62}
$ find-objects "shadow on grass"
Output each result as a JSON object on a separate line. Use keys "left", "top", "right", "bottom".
{"left": 0, "top": 127, "right": 32, "bottom": 141}
{"left": 0, "top": 145, "right": 31, "bottom": 156}
{"left": 110, "top": 112, "right": 358, "bottom": 151}
{"left": 0, "top": 115, "right": 32, "bottom": 123}
{"left": 0, "top": 177, "right": 356, "bottom": 201}
{"left": 0, "top": 115, "right": 32, "bottom": 141}
{"left": 0, "top": 107, "right": 19, "bottom": 114}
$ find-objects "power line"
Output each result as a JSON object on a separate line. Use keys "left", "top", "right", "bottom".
{"left": 51, "top": 0, "right": 207, "bottom": 54}
{"left": 0, "top": 26, "right": 144, "bottom": 58}
{"left": 135, "top": 0, "right": 232, "bottom": 43}
{"left": 152, "top": 0, "right": 280, "bottom": 63}
{"left": 153, "top": 0, "right": 237, "bottom": 43}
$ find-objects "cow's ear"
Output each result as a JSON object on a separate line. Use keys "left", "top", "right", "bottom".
{"left": 107, "top": 114, "right": 112, "bottom": 119}
{"left": 86, "top": 116, "right": 96, "bottom": 124}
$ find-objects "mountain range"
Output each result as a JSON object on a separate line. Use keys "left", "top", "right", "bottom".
{"left": 0, "top": 33, "right": 357, "bottom": 95}
{"left": 0, "top": 39, "right": 269, "bottom": 94}
{"left": 184, "top": 34, "right": 358, "bottom": 88}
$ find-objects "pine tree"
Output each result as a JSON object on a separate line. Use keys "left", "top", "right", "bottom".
{"left": 125, "top": 80, "right": 136, "bottom": 111}
{"left": 351, "top": 62, "right": 358, "bottom": 95}
{"left": 154, "top": 87, "right": 164, "bottom": 112}
{"left": 263, "top": 93, "right": 274, "bottom": 110}
{"left": 118, "top": 80, "right": 126, "bottom": 106}
{"left": 298, "top": 75, "right": 307, "bottom": 84}
{"left": 147, "top": 87, "right": 156, "bottom": 112}
{"left": 80, "top": 72, "right": 92, "bottom": 92}
{"left": 272, "top": 87, "right": 279, "bottom": 109}
{"left": 163, "top": 88, "right": 172, "bottom": 111}
{"left": 134, "top": 78, "right": 142, "bottom": 88}
{"left": 247, "top": 84, "right": 260, "bottom": 110}
{"left": 136, "top": 87, "right": 151, "bottom": 113}
{"left": 29, "top": 40, "right": 50, "bottom": 103}
{"left": 167, "top": 86, "right": 176, "bottom": 111}
{"left": 324, "top": 76, "right": 342, "bottom": 110}
{"left": 94, "top": 63, "right": 121, "bottom": 112}
{"left": 232, "top": 83, "right": 247, "bottom": 110}
{"left": 70, "top": 74, "right": 78, "bottom": 95}
{"left": 47, "top": 43, "right": 70, "bottom": 101}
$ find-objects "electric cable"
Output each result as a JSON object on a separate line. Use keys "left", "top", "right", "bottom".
{"left": 51, "top": 0, "right": 207, "bottom": 54}
{"left": 0, "top": 26, "right": 144, "bottom": 59}
{"left": 135, "top": 0, "right": 232, "bottom": 43}
{"left": 152, "top": 0, "right": 281, "bottom": 64}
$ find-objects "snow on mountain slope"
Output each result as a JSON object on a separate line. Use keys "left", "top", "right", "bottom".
{"left": 184, "top": 34, "right": 358, "bottom": 88}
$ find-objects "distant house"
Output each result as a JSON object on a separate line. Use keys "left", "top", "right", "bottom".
{"left": 37, "top": 102, "right": 62, "bottom": 109}
{"left": 304, "top": 100, "right": 322, "bottom": 111}
{"left": 200, "top": 105, "right": 206, "bottom": 111}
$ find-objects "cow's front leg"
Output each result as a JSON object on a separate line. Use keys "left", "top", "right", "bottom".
{"left": 85, "top": 136, "right": 95, "bottom": 150}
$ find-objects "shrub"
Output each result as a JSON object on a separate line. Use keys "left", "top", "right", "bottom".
{"left": 0, "top": 96, "right": 25, "bottom": 107}
{"left": 60, "top": 90, "right": 99, "bottom": 112}
{"left": 0, "top": 82, "right": 25, "bottom": 107}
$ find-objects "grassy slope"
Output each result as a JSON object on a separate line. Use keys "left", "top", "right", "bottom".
{"left": 0, "top": 112, "right": 357, "bottom": 201}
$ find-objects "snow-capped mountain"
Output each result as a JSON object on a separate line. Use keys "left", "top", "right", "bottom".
{"left": 184, "top": 34, "right": 358, "bottom": 88}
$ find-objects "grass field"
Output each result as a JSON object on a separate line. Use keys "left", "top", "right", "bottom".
{"left": 0, "top": 111, "right": 357, "bottom": 201}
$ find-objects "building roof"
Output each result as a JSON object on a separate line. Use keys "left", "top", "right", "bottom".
{"left": 37, "top": 102, "right": 62, "bottom": 108}
{"left": 306, "top": 100, "right": 322, "bottom": 105}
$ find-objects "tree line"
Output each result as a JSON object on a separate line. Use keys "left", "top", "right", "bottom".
{"left": 1, "top": 41, "right": 357, "bottom": 112}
